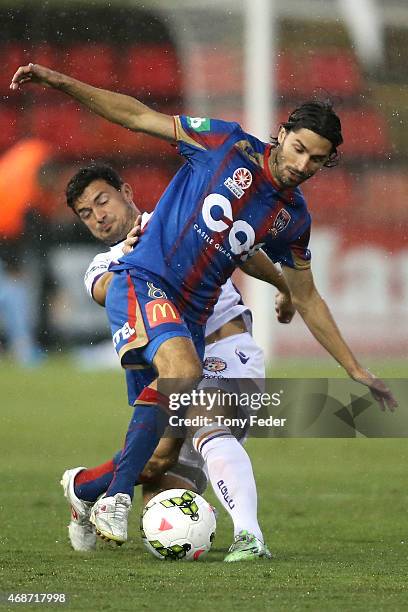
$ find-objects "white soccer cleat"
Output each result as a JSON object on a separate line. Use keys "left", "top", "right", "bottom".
{"left": 90, "top": 493, "right": 132, "bottom": 545}
{"left": 60, "top": 467, "right": 96, "bottom": 552}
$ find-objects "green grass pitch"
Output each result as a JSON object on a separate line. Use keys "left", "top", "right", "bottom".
{"left": 1, "top": 356, "right": 407, "bottom": 611}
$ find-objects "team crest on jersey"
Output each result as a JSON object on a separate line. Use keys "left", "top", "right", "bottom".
{"left": 147, "top": 282, "right": 167, "bottom": 299}
{"left": 233, "top": 167, "right": 252, "bottom": 190}
{"left": 203, "top": 356, "right": 227, "bottom": 372}
{"left": 269, "top": 208, "right": 292, "bottom": 237}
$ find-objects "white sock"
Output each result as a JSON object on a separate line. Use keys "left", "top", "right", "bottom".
{"left": 193, "top": 425, "right": 264, "bottom": 542}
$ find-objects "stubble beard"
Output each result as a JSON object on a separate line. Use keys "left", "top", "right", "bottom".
{"left": 272, "top": 147, "right": 294, "bottom": 188}
{"left": 104, "top": 208, "right": 138, "bottom": 246}
{"left": 274, "top": 148, "right": 311, "bottom": 188}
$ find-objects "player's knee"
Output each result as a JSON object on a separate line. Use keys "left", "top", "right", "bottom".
{"left": 162, "top": 356, "right": 201, "bottom": 379}
{"left": 181, "top": 358, "right": 202, "bottom": 379}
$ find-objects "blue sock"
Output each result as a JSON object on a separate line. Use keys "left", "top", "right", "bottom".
{"left": 106, "top": 389, "right": 168, "bottom": 499}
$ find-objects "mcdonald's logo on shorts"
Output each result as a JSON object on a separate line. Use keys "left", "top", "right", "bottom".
{"left": 146, "top": 298, "right": 182, "bottom": 329}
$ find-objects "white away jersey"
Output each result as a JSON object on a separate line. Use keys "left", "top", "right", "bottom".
{"left": 204, "top": 279, "right": 251, "bottom": 337}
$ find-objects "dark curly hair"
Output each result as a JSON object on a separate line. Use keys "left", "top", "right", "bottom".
{"left": 66, "top": 163, "right": 124, "bottom": 212}
{"left": 271, "top": 100, "right": 343, "bottom": 167}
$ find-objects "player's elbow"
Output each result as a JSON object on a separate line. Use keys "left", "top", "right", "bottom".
{"left": 92, "top": 288, "right": 106, "bottom": 306}
{"left": 92, "top": 272, "right": 113, "bottom": 306}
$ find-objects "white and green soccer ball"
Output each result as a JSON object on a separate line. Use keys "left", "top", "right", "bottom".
{"left": 140, "top": 489, "right": 216, "bottom": 561}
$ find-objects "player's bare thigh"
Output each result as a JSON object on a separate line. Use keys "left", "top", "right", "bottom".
{"left": 152, "top": 335, "right": 202, "bottom": 380}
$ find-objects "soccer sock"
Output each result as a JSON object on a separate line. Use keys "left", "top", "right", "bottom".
{"left": 73, "top": 446, "right": 156, "bottom": 502}
{"left": 193, "top": 424, "right": 264, "bottom": 542}
{"left": 73, "top": 451, "right": 122, "bottom": 503}
{"left": 105, "top": 387, "right": 169, "bottom": 499}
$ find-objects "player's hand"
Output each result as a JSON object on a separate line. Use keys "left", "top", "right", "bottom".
{"left": 122, "top": 215, "right": 142, "bottom": 254}
{"left": 350, "top": 367, "right": 398, "bottom": 412}
{"left": 140, "top": 436, "right": 182, "bottom": 481}
{"left": 10, "top": 63, "right": 59, "bottom": 90}
{"left": 275, "top": 291, "right": 296, "bottom": 324}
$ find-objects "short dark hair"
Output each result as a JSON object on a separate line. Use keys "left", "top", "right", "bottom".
{"left": 272, "top": 100, "right": 343, "bottom": 167}
{"left": 66, "top": 163, "right": 124, "bottom": 211}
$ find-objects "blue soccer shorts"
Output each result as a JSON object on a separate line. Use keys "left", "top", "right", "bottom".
{"left": 105, "top": 268, "right": 205, "bottom": 370}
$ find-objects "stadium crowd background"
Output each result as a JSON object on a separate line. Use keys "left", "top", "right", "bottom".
{"left": 0, "top": 0, "right": 407, "bottom": 366}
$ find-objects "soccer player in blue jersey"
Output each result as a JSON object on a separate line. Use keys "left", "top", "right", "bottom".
{"left": 62, "top": 163, "right": 293, "bottom": 559}
{"left": 11, "top": 64, "right": 397, "bottom": 558}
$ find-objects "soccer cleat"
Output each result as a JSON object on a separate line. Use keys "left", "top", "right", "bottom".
{"left": 223, "top": 530, "right": 272, "bottom": 562}
{"left": 90, "top": 493, "right": 132, "bottom": 544}
{"left": 60, "top": 467, "right": 96, "bottom": 552}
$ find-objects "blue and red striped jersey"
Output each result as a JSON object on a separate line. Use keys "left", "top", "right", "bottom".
{"left": 111, "top": 115, "right": 312, "bottom": 323}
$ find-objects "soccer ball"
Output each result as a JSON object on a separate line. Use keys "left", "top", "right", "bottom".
{"left": 140, "top": 489, "right": 216, "bottom": 560}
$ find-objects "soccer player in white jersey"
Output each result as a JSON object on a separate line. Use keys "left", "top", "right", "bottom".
{"left": 61, "top": 163, "right": 295, "bottom": 561}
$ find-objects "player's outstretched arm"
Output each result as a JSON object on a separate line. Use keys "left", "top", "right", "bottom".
{"left": 10, "top": 63, "right": 175, "bottom": 140}
{"left": 282, "top": 265, "right": 398, "bottom": 411}
{"left": 240, "top": 250, "right": 295, "bottom": 324}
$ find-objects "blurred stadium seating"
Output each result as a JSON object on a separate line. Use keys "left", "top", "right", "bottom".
{"left": 300, "top": 168, "right": 355, "bottom": 223}
{"left": 340, "top": 109, "right": 391, "bottom": 156}
{"left": 0, "top": 107, "right": 18, "bottom": 149}
{"left": 188, "top": 45, "right": 243, "bottom": 96}
{"left": 0, "top": 42, "right": 25, "bottom": 95}
{"left": 356, "top": 169, "right": 408, "bottom": 223}
{"left": 63, "top": 43, "right": 119, "bottom": 89}
{"left": 122, "top": 44, "right": 181, "bottom": 96}
{"left": 121, "top": 166, "right": 173, "bottom": 212}
{"left": 0, "top": 35, "right": 395, "bottom": 173}
{"left": 277, "top": 49, "right": 362, "bottom": 98}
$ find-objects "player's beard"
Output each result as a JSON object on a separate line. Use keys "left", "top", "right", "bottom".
{"left": 103, "top": 208, "right": 138, "bottom": 246}
{"left": 272, "top": 146, "right": 310, "bottom": 188}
